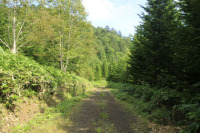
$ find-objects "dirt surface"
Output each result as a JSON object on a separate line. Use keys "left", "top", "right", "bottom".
{"left": 0, "top": 98, "right": 46, "bottom": 133}
{"left": 68, "top": 88, "right": 147, "bottom": 133}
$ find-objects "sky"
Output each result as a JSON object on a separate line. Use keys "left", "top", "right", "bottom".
{"left": 82, "top": 0, "right": 147, "bottom": 36}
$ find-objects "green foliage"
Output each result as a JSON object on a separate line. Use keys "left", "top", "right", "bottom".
{"left": 150, "top": 107, "right": 171, "bottom": 124}
{"left": 95, "top": 63, "right": 102, "bottom": 81}
{"left": 177, "top": 104, "right": 200, "bottom": 132}
{"left": 0, "top": 50, "right": 90, "bottom": 108}
{"left": 108, "top": 82, "right": 200, "bottom": 132}
{"left": 125, "top": 0, "right": 200, "bottom": 131}
{"left": 128, "top": 0, "right": 179, "bottom": 86}
{"left": 13, "top": 94, "right": 87, "bottom": 132}
{"left": 0, "top": 47, "right": 4, "bottom": 53}
{"left": 102, "top": 60, "right": 109, "bottom": 79}
{"left": 93, "top": 27, "right": 132, "bottom": 82}
{"left": 0, "top": 51, "right": 53, "bottom": 107}
{"left": 23, "top": 89, "right": 37, "bottom": 98}
{"left": 91, "top": 80, "right": 107, "bottom": 88}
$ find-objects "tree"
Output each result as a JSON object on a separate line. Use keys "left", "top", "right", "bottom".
{"left": 105, "top": 25, "right": 110, "bottom": 31}
{"left": 93, "top": 26, "right": 131, "bottom": 82}
{"left": 128, "top": 0, "right": 179, "bottom": 86}
{"left": 0, "top": 2, "right": 8, "bottom": 49}
{"left": 118, "top": 30, "right": 122, "bottom": 37}
{"left": 22, "top": 6, "right": 59, "bottom": 66}
{"left": 102, "top": 59, "right": 109, "bottom": 79}
{"left": 172, "top": 0, "right": 200, "bottom": 90}
{"left": 51, "top": 0, "right": 93, "bottom": 72}
{"left": 97, "top": 63, "right": 102, "bottom": 80}
{"left": 0, "top": 0, "right": 37, "bottom": 54}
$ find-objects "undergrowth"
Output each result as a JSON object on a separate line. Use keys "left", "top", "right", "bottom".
{"left": 0, "top": 48, "right": 92, "bottom": 109}
{"left": 12, "top": 93, "right": 89, "bottom": 132}
{"left": 91, "top": 80, "right": 107, "bottom": 88}
{"left": 107, "top": 82, "right": 200, "bottom": 133}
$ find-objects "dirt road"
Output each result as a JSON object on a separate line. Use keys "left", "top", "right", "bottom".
{"left": 68, "top": 88, "right": 148, "bottom": 133}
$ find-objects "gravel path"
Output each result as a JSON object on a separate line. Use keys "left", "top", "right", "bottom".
{"left": 68, "top": 88, "right": 146, "bottom": 133}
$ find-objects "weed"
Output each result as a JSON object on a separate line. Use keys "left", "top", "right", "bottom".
{"left": 95, "top": 127, "right": 102, "bottom": 133}
{"left": 101, "top": 102, "right": 106, "bottom": 110}
{"left": 99, "top": 92, "right": 105, "bottom": 97}
{"left": 39, "top": 105, "right": 46, "bottom": 113}
{"left": 100, "top": 112, "right": 109, "bottom": 120}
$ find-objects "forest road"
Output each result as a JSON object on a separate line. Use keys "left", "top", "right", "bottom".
{"left": 67, "top": 88, "right": 144, "bottom": 133}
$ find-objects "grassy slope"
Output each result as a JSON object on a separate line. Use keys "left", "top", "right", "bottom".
{"left": 0, "top": 47, "right": 95, "bottom": 132}
{"left": 12, "top": 93, "right": 89, "bottom": 133}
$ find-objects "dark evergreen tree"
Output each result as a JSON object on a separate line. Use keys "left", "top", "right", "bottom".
{"left": 173, "top": 0, "right": 200, "bottom": 91}
{"left": 128, "top": 0, "right": 179, "bottom": 86}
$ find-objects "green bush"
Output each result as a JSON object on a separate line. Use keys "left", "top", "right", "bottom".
{"left": 149, "top": 107, "right": 171, "bottom": 124}
{"left": 0, "top": 50, "right": 91, "bottom": 108}
{"left": 177, "top": 104, "right": 200, "bottom": 132}
{"left": 150, "top": 89, "right": 181, "bottom": 109}
{"left": 0, "top": 51, "right": 54, "bottom": 107}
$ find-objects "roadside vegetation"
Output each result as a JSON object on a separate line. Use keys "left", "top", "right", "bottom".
{"left": 12, "top": 93, "right": 89, "bottom": 133}
{"left": 108, "top": 82, "right": 200, "bottom": 132}
{"left": 0, "top": 0, "right": 199, "bottom": 132}
{"left": 0, "top": 47, "right": 93, "bottom": 132}
{"left": 0, "top": 47, "right": 91, "bottom": 109}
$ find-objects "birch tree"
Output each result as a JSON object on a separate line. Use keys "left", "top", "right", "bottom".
{"left": 0, "top": 0, "right": 36, "bottom": 54}
{"left": 53, "top": 0, "right": 93, "bottom": 72}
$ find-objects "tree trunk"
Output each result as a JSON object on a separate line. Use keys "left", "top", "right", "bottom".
{"left": 59, "top": 33, "right": 64, "bottom": 71}
{"left": 64, "top": 58, "right": 69, "bottom": 73}
{"left": 63, "top": 15, "right": 72, "bottom": 73}
{"left": 12, "top": 1, "right": 17, "bottom": 54}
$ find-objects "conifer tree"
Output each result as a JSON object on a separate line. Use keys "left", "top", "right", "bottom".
{"left": 173, "top": 0, "right": 200, "bottom": 90}
{"left": 129, "top": 0, "right": 178, "bottom": 86}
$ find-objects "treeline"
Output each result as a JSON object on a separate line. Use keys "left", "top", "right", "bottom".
{"left": 93, "top": 26, "right": 131, "bottom": 82}
{"left": 124, "top": 0, "right": 200, "bottom": 132}
{"left": 0, "top": 0, "right": 130, "bottom": 107}
{"left": 0, "top": 0, "right": 130, "bottom": 80}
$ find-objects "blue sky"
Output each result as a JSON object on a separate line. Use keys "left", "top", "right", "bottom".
{"left": 82, "top": 0, "right": 147, "bottom": 36}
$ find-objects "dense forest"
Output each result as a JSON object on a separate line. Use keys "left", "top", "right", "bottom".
{"left": 0, "top": 0, "right": 200, "bottom": 132}
{"left": 125, "top": 0, "right": 200, "bottom": 132}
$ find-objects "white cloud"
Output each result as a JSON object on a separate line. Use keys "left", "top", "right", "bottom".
{"left": 83, "top": 0, "right": 135, "bottom": 21}
{"left": 82, "top": 0, "right": 146, "bottom": 36}
{"left": 82, "top": 0, "right": 114, "bottom": 20}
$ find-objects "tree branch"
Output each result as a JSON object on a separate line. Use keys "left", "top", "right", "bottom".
{"left": 16, "top": 20, "right": 25, "bottom": 40}
{"left": 8, "top": 14, "right": 12, "bottom": 44}
{"left": 17, "top": 33, "right": 29, "bottom": 42}
{"left": 17, "top": 40, "right": 30, "bottom": 51}
{"left": 0, "top": 38, "right": 11, "bottom": 50}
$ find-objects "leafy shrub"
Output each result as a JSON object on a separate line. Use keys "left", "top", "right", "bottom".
{"left": 0, "top": 50, "right": 91, "bottom": 108}
{"left": 0, "top": 51, "right": 54, "bottom": 105}
{"left": 177, "top": 104, "right": 200, "bottom": 132}
{"left": 150, "top": 89, "right": 181, "bottom": 109}
{"left": 116, "top": 91, "right": 129, "bottom": 101}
